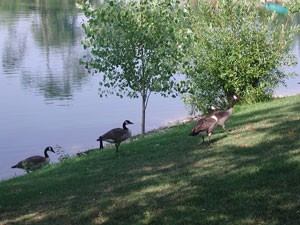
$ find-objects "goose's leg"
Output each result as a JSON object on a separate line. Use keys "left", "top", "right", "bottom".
{"left": 99, "top": 137, "right": 104, "bottom": 149}
{"left": 223, "top": 125, "right": 226, "bottom": 132}
{"left": 115, "top": 143, "right": 120, "bottom": 152}
{"left": 208, "top": 132, "right": 212, "bottom": 145}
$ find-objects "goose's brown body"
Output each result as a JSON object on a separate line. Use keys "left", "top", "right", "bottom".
{"left": 11, "top": 146, "right": 55, "bottom": 173}
{"left": 97, "top": 120, "right": 133, "bottom": 152}
{"left": 190, "top": 115, "right": 219, "bottom": 145}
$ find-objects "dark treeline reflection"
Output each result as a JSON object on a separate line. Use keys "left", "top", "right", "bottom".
{"left": 0, "top": 0, "right": 92, "bottom": 102}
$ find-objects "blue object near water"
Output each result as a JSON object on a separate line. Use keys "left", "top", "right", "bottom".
{"left": 264, "top": 3, "right": 288, "bottom": 14}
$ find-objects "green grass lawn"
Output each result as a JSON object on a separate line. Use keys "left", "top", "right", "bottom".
{"left": 1, "top": 95, "right": 300, "bottom": 225}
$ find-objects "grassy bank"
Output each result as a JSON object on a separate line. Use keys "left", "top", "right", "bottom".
{"left": 1, "top": 95, "right": 300, "bottom": 225}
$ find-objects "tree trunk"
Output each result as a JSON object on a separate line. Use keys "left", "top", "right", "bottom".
{"left": 141, "top": 95, "right": 146, "bottom": 135}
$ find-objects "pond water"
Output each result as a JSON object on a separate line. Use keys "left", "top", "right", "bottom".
{"left": 0, "top": 0, "right": 299, "bottom": 181}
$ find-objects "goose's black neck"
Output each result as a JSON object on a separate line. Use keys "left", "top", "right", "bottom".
{"left": 227, "top": 97, "right": 236, "bottom": 110}
{"left": 44, "top": 147, "right": 54, "bottom": 158}
{"left": 123, "top": 122, "right": 128, "bottom": 130}
{"left": 44, "top": 149, "right": 50, "bottom": 158}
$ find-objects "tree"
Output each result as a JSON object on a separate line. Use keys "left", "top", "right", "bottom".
{"left": 78, "top": 0, "right": 188, "bottom": 134}
{"left": 183, "top": 0, "right": 299, "bottom": 113}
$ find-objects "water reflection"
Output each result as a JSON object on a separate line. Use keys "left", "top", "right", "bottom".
{"left": 2, "top": 26, "right": 27, "bottom": 74}
{"left": 31, "top": 1, "right": 79, "bottom": 48}
{"left": 1, "top": 0, "right": 88, "bottom": 101}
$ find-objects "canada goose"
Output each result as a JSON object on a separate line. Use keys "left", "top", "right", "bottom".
{"left": 97, "top": 120, "right": 133, "bottom": 152}
{"left": 212, "top": 95, "right": 238, "bottom": 131}
{"left": 190, "top": 115, "right": 219, "bottom": 145}
{"left": 11, "top": 146, "right": 55, "bottom": 173}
